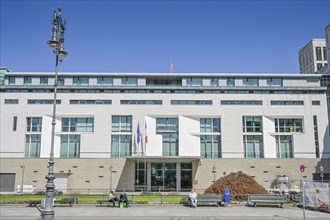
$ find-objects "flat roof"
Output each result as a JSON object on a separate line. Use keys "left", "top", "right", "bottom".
{"left": 3, "top": 71, "right": 322, "bottom": 78}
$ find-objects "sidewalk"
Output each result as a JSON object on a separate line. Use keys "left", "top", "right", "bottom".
{"left": 1, "top": 204, "right": 329, "bottom": 220}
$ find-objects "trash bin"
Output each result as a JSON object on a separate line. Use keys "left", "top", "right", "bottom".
{"left": 224, "top": 189, "right": 230, "bottom": 205}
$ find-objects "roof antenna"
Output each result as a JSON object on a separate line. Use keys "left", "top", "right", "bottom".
{"left": 170, "top": 54, "right": 175, "bottom": 73}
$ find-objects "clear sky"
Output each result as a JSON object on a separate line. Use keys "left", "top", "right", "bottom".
{"left": 0, "top": 0, "right": 329, "bottom": 73}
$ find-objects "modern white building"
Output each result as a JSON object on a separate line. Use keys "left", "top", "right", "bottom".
{"left": 299, "top": 39, "right": 328, "bottom": 74}
{"left": 0, "top": 69, "right": 329, "bottom": 193}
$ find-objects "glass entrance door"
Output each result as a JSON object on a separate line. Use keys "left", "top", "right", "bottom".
{"left": 151, "top": 163, "right": 176, "bottom": 191}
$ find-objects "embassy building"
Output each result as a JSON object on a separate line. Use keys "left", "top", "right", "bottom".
{"left": 0, "top": 68, "right": 329, "bottom": 193}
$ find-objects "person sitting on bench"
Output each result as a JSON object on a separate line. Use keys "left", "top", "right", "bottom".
{"left": 118, "top": 192, "right": 129, "bottom": 208}
{"left": 108, "top": 190, "right": 118, "bottom": 207}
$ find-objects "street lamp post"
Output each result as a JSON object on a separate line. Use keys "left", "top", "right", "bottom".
{"left": 20, "top": 165, "right": 25, "bottom": 194}
{"left": 320, "top": 165, "right": 324, "bottom": 183}
{"left": 109, "top": 165, "right": 113, "bottom": 191}
{"left": 212, "top": 165, "right": 216, "bottom": 182}
{"left": 42, "top": 8, "right": 68, "bottom": 219}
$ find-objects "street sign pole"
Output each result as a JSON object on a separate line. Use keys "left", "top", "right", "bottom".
{"left": 300, "top": 165, "right": 305, "bottom": 220}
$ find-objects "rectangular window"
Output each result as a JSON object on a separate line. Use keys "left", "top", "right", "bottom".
{"left": 243, "top": 135, "right": 263, "bottom": 158}
{"left": 70, "top": 100, "right": 112, "bottom": 105}
{"left": 271, "top": 100, "right": 303, "bottom": 105}
{"left": 122, "top": 77, "right": 138, "bottom": 86}
{"left": 60, "top": 134, "right": 80, "bottom": 158}
{"left": 317, "top": 63, "right": 323, "bottom": 71}
{"left": 171, "top": 100, "right": 212, "bottom": 105}
{"left": 121, "top": 100, "right": 162, "bottom": 105}
{"left": 13, "top": 116, "right": 17, "bottom": 131}
{"left": 243, "top": 78, "right": 258, "bottom": 86}
{"left": 227, "top": 78, "right": 235, "bottom": 86}
{"left": 313, "top": 116, "right": 319, "bottom": 158}
{"left": 26, "top": 117, "right": 42, "bottom": 132}
{"left": 73, "top": 77, "right": 89, "bottom": 85}
{"left": 111, "top": 135, "right": 132, "bottom": 158}
{"left": 200, "top": 135, "right": 221, "bottom": 158}
{"left": 275, "top": 118, "right": 303, "bottom": 133}
{"left": 211, "top": 78, "right": 219, "bottom": 86}
{"left": 323, "top": 47, "right": 327, "bottom": 61}
{"left": 147, "top": 78, "right": 181, "bottom": 86}
{"left": 186, "top": 78, "right": 202, "bottom": 86}
{"left": 312, "top": 100, "right": 320, "bottom": 105}
{"left": 40, "top": 76, "right": 48, "bottom": 85}
{"left": 27, "top": 99, "right": 61, "bottom": 104}
{"left": 200, "top": 118, "right": 220, "bottom": 133}
{"left": 243, "top": 116, "right": 262, "bottom": 132}
{"left": 5, "top": 99, "right": 19, "bottom": 104}
{"left": 61, "top": 117, "right": 94, "bottom": 132}
{"left": 156, "top": 118, "right": 179, "bottom": 156}
{"left": 180, "top": 163, "right": 192, "bottom": 191}
{"left": 266, "top": 78, "right": 282, "bottom": 87}
{"left": 276, "top": 135, "right": 293, "bottom": 158}
{"left": 97, "top": 77, "right": 113, "bottom": 85}
{"left": 221, "top": 100, "right": 262, "bottom": 105}
{"left": 23, "top": 76, "right": 32, "bottom": 85}
{"left": 25, "top": 134, "right": 41, "bottom": 158}
{"left": 135, "top": 162, "right": 147, "bottom": 188}
{"left": 112, "top": 116, "right": 132, "bottom": 132}
{"left": 58, "top": 76, "right": 65, "bottom": 86}
{"left": 316, "top": 47, "right": 322, "bottom": 61}
{"left": 8, "top": 76, "right": 15, "bottom": 85}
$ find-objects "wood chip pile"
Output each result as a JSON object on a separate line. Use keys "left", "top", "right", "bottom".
{"left": 204, "top": 172, "right": 268, "bottom": 199}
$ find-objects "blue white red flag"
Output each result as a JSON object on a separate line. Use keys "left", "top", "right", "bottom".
{"left": 137, "top": 121, "right": 141, "bottom": 144}
{"left": 145, "top": 120, "right": 148, "bottom": 144}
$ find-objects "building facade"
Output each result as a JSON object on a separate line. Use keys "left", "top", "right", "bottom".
{"left": 299, "top": 39, "right": 328, "bottom": 74}
{"left": 0, "top": 70, "right": 329, "bottom": 193}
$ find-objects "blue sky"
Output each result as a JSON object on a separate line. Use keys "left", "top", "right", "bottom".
{"left": 0, "top": 0, "right": 329, "bottom": 73}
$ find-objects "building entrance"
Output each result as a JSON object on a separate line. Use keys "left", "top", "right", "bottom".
{"left": 134, "top": 160, "right": 193, "bottom": 192}
{"left": 151, "top": 163, "right": 176, "bottom": 191}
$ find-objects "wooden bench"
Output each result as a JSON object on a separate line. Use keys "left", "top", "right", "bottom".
{"left": 54, "top": 197, "right": 75, "bottom": 207}
{"left": 248, "top": 195, "right": 285, "bottom": 208}
{"left": 25, "top": 200, "right": 39, "bottom": 207}
{"left": 97, "top": 200, "right": 110, "bottom": 207}
{"left": 187, "top": 194, "right": 222, "bottom": 207}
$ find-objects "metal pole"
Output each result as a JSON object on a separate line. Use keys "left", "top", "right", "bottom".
{"left": 43, "top": 9, "right": 67, "bottom": 218}
{"left": 20, "top": 165, "right": 25, "bottom": 194}
{"left": 301, "top": 171, "right": 305, "bottom": 220}
{"left": 43, "top": 53, "right": 59, "bottom": 218}
{"left": 110, "top": 165, "right": 113, "bottom": 191}
{"left": 320, "top": 165, "right": 324, "bottom": 183}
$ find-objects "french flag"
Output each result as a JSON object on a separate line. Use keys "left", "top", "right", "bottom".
{"left": 145, "top": 120, "right": 148, "bottom": 144}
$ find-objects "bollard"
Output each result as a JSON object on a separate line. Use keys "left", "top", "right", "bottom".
{"left": 161, "top": 195, "right": 163, "bottom": 204}
{"left": 15, "top": 193, "right": 18, "bottom": 204}
{"left": 131, "top": 195, "right": 134, "bottom": 204}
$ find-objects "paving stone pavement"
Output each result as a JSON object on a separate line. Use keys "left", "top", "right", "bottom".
{"left": 0, "top": 205, "right": 329, "bottom": 220}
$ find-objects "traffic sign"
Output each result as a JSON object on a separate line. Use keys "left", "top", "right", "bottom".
{"left": 320, "top": 173, "right": 324, "bottom": 178}
{"left": 300, "top": 165, "right": 305, "bottom": 172}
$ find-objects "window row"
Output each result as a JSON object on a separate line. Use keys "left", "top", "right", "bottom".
{"left": 6, "top": 76, "right": 288, "bottom": 88}
{"left": 3, "top": 89, "right": 324, "bottom": 95}
{"left": 24, "top": 133, "right": 294, "bottom": 159}
{"left": 6, "top": 99, "right": 314, "bottom": 106}
{"left": 22, "top": 116, "right": 304, "bottom": 134}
